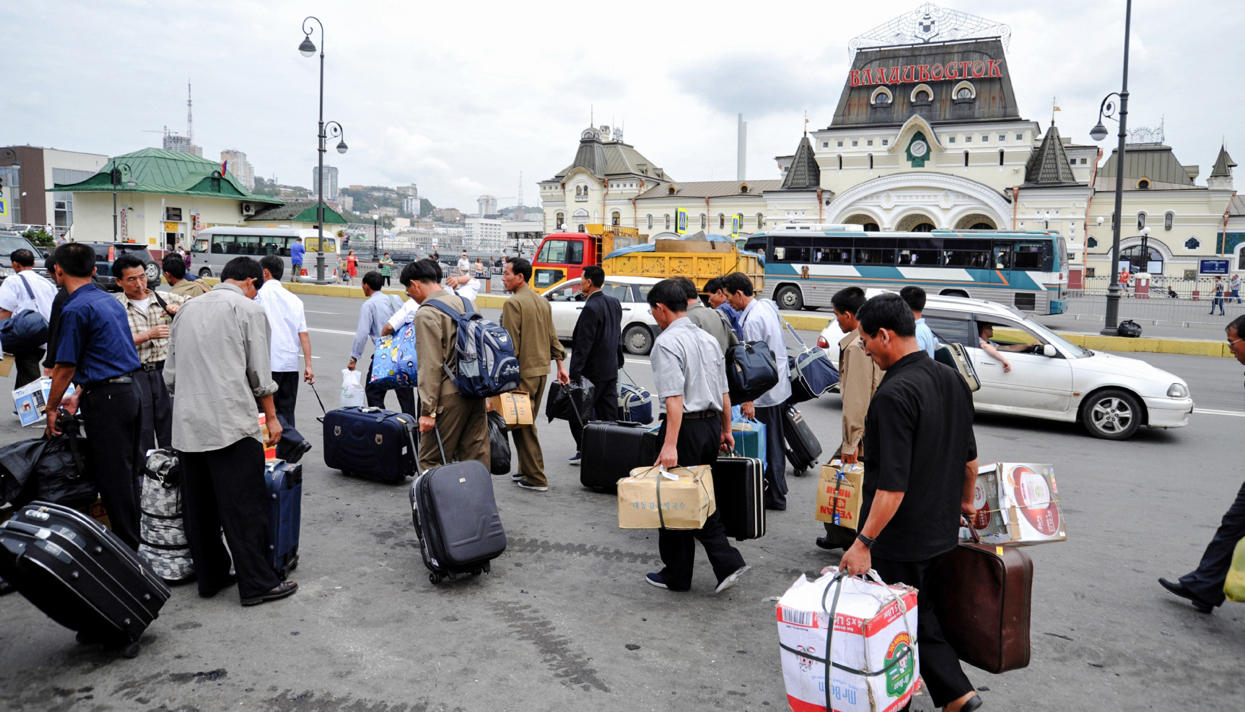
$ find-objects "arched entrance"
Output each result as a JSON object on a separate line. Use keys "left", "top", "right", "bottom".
{"left": 895, "top": 213, "right": 936, "bottom": 232}
{"left": 953, "top": 213, "right": 997, "bottom": 230}
{"left": 842, "top": 212, "right": 881, "bottom": 231}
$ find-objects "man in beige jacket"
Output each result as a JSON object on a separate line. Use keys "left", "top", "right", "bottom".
{"left": 501, "top": 257, "right": 568, "bottom": 491}
{"left": 817, "top": 286, "right": 882, "bottom": 551}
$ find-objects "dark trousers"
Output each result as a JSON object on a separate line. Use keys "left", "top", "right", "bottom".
{"left": 382, "top": 275, "right": 391, "bottom": 286}
{"left": 570, "top": 376, "right": 617, "bottom": 450}
{"left": 364, "top": 362, "right": 416, "bottom": 415}
{"left": 180, "top": 437, "right": 281, "bottom": 599}
{"left": 1180, "top": 479, "right": 1245, "bottom": 608}
{"left": 79, "top": 379, "right": 143, "bottom": 550}
{"left": 1211, "top": 296, "right": 1226, "bottom": 315}
{"left": 13, "top": 349, "right": 43, "bottom": 389}
{"left": 272, "top": 371, "right": 299, "bottom": 427}
{"left": 656, "top": 416, "right": 746, "bottom": 591}
{"left": 754, "top": 404, "right": 788, "bottom": 509}
{"left": 872, "top": 555, "right": 974, "bottom": 708}
{"left": 135, "top": 366, "right": 172, "bottom": 454}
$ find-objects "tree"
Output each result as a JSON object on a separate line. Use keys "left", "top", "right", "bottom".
{"left": 22, "top": 228, "right": 54, "bottom": 248}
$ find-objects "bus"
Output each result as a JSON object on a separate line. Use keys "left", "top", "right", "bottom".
{"left": 193, "top": 227, "right": 342, "bottom": 281}
{"left": 743, "top": 226, "right": 1068, "bottom": 315}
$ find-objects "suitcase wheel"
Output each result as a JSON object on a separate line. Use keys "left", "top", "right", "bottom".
{"left": 429, "top": 572, "right": 443, "bottom": 585}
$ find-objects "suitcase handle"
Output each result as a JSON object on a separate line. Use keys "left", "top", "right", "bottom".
{"left": 413, "top": 425, "right": 448, "bottom": 478}
{"left": 308, "top": 382, "right": 328, "bottom": 416}
{"left": 960, "top": 515, "right": 982, "bottom": 544}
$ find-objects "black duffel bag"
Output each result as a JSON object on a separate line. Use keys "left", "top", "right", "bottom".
{"left": 726, "top": 341, "right": 779, "bottom": 403}
{"left": 545, "top": 377, "right": 595, "bottom": 423}
{"left": 0, "top": 412, "right": 95, "bottom": 510}
{"left": 1117, "top": 319, "right": 1142, "bottom": 338}
{"left": 487, "top": 411, "right": 511, "bottom": 475}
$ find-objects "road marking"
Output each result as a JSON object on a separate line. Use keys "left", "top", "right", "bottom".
{"left": 305, "top": 310, "right": 340, "bottom": 315}
{"left": 309, "top": 327, "right": 356, "bottom": 336}
{"left": 1193, "top": 408, "right": 1245, "bottom": 418}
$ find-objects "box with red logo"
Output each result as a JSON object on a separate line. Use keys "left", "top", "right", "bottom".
{"left": 983, "top": 462, "right": 1066, "bottom": 545}
{"left": 776, "top": 570, "right": 919, "bottom": 712}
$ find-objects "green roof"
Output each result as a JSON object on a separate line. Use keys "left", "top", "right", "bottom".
{"left": 50, "top": 148, "right": 283, "bottom": 204}
{"left": 246, "top": 200, "right": 346, "bottom": 225}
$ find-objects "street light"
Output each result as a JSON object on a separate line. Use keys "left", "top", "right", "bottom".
{"left": 109, "top": 162, "right": 135, "bottom": 242}
{"left": 299, "top": 15, "right": 348, "bottom": 283}
{"left": 1088, "top": 0, "right": 1133, "bottom": 334}
{"left": 372, "top": 214, "right": 379, "bottom": 261}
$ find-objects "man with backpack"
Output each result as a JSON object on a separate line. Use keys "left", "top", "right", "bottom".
{"left": 405, "top": 259, "right": 489, "bottom": 469}
{"left": 0, "top": 248, "right": 57, "bottom": 388}
{"left": 349, "top": 270, "right": 415, "bottom": 416}
{"left": 501, "top": 257, "right": 568, "bottom": 492}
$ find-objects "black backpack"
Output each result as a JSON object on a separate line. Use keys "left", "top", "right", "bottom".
{"left": 1117, "top": 320, "right": 1142, "bottom": 338}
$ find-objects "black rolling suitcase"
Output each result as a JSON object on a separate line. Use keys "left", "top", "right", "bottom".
{"left": 0, "top": 500, "right": 170, "bottom": 656}
{"left": 713, "top": 454, "right": 765, "bottom": 540}
{"left": 409, "top": 429, "right": 506, "bottom": 584}
{"left": 782, "top": 404, "right": 822, "bottom": 475}
{"left": 322, "top": 406, "right": 418, "bottom": 483}
{"left": 580, "top": 420, "right": 660, "bottom": 492}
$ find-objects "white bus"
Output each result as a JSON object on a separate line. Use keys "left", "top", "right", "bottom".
{"left": 193, "top": 227, "right": 341, "bottom": 281}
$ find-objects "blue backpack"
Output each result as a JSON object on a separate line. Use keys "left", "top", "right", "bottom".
{"left": 424, "top": 297, "right": 520, "bottom": 398}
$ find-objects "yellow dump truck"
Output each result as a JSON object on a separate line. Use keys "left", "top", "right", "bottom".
{"left": 602, "top": 232, "right": 764, "bottom": 293}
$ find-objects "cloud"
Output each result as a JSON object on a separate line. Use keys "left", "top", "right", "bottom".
{"left": 671, "top": 53, "right": 832, "bottom": 118}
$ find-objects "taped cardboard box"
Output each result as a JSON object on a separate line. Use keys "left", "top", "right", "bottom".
{"left": 973, "top": 463, "right": 1066, "bottom": 545}
{"left": 487, "top": 391, "right": 533, "bottom": 427}
{"left": 815, "top": 462, "right": 863, "bottom": 531}
{"left": 777, "top": 569, "right": 919, "bottom": 712}
{"left": 963, "top": 465, "right": 1007, "bottom": 542}
{"left": 617, "top": 464, "right": 715, "bottom": 530}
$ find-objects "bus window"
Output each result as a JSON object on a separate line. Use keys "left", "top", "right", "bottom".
{"left": 853, "top": 238, "right": 897, "bottom": 265}
{"left": 231, "top": 235, "right": 260, "bottom": 255}
{"left": 942, "top": 239, "right": 992, "bottom": 267}
{"left": 773, "top": 236, "right": 810, "bottom": 263}
{"left": 897, "top": 237, "right": 943, "bottom": 266}
{"left": 567, "top": 240, "right": 584, "bottom": 265}
{"left": 744, "top": 236, "right": 768, "bottom": 258}
{"left": 193, "top": 238, "right": 208, "bottom": 254}
{"left": 811, "top": 237, "right": 853, "bottom": 264}
{"left": 210, "top": 235, "right": 232, "bottom": 254}
{"left": 1013, "top": 241, "right": 1052, "bottom": 271}
{"left": 260, "top": 235, "right": 289, "bottom": 256}
{"left": 992, "top": 241, "right": 1013, "bottom": 269}
{"left": 537, "top": 239, "right": 570, "bottom": 264}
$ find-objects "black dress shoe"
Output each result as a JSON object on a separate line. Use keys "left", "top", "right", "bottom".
{"left": 241, "top": 580, "right": 298, "bottom": 607}
{"left": 285, "top": 440, "right": 313, "bottom": 464}
{"left": 960, "top": 692, "right": 984, "bottom": 712}
{"left": 1158, "top": 577, "right": 1214, "bottom": 613}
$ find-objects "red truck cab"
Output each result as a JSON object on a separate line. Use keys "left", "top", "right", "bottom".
{"left": 531, "top": 232, "right": 595, "bottom": 289}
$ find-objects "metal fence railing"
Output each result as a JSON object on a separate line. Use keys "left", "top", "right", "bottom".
{"left": 1062, "top": 276, "right": 1241, "bottom": 325}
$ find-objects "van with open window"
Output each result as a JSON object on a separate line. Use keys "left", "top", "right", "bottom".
{"left": 193, "top": 227, "right": 341, "bottom": 281}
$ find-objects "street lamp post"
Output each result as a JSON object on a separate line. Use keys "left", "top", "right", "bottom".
{"left": 1089, "top": 0, "right": 1133, "bottom": 335}
{"left": 372, "top": 214, "right": 379, "bottom": 261}
{"left": 109, "top": 162, "right": 134, "bottom": 242}
{"left": 300, "top": 16, "right": 348, "bottom": 283}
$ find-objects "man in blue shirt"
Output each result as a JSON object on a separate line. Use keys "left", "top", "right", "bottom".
{"left": 705, "top": 276, "right": 743, "bottom": 338}
{"left": 349, "top": 270, "right": 415, "bottom": 414}
{"left": 45, "top": 243, "right": 144, "bottom": 549}
{"left": 289, "top": 237, "right": 305, "bottom": 282}
{"left": 900, "top": 286, "right": 936, "bottom": 358}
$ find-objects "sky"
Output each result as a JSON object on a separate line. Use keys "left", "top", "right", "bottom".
{"left": 6, "top": 0, "right": 1245, "bottom": 213}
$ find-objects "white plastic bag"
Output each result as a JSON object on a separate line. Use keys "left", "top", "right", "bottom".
{"left": 340, "top": 368, "right": 366, "bottom": 408}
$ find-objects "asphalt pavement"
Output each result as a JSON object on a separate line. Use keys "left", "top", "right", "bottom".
{"left": 0, "top": 292, "right": 1241, "bottom": 711}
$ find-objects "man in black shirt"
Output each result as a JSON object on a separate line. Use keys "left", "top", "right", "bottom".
{"left": 839, "top": 293, "right": 982, "bottom": 712}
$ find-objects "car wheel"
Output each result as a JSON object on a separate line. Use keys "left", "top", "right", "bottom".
{"left": 775, "top": 285, "right": 804, "bottom": 310}
{"left": 623, "top": 323, "right": 653, "bottom": 355}
{"left": 1081, "top": 389, "right": 1142, "bottom": 440}
{"left": 144, "top": 262, "right": 161, "bottom": 285}
{"left": 198, "top": 267, "right": 212, "bottom": 278}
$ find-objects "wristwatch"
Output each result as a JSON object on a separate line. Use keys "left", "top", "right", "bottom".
{"left": 856, "top": 533, "right": 876, "bottom": 550}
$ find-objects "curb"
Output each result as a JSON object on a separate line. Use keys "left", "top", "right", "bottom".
{"left": 233, "top": 280, "right": 1232, "bottom": 358}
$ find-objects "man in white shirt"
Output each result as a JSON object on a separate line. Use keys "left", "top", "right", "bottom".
{"left": 457, "top": 252, "right": 470, "bottom": 276}
{"left": 724, "top": 272, "right": 791, "bottom": 511}
{"left": 0, "top": 248, "right": 58, "bottom": 387}
{"left": 257, "top": 255, "right": 315, "bottom": 426}
{"left": 447, "top": 269, "right": 480, "bottom": 303}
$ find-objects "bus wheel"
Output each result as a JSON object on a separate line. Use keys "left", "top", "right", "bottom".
{"left": 198, "top": 267, "right": 212, "bottom": 278}
{"left": 623, "top": 324, "right": 654, "bottom": 355}
{"left": 775, "top": 285, "right": 804, "bottom": 311}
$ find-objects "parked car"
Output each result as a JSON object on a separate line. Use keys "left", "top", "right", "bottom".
{"left": 541, "top": 275, "right": 661, "bottom": 355}
{"left": 86, "top": 242, "right": 161, "bottom": 291}
{"left": 817, "top": 294, "right": 1193, "bottom": 440}
{"left": 0, "top": 231, "right": 50, "bottom": 281}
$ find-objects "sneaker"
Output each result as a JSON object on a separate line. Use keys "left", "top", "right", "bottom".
{"left": 714, "top": 565, "right": 750, "bottom": 595}
{"left": 645, "top": 572, "right": 668, "bottom": 589}
{"left": 568, "top": 453, "right": 581, "bottom": 466}
{"left": 511, "top": 472, "right": 525, "bottom": 481}
{"left": 515, "top": 479, "right": 548, "bottom": 492}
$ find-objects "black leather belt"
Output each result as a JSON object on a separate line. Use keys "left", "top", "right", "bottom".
{"left": 661, "top": 409, "right": 718, "bottom": 421}
{"left": 141, "top": 360, "right": 164, "bottom": 372}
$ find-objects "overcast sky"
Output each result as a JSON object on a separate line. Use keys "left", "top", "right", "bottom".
{"left": 6, "top": 1, "right": 1244, "bottom": 212}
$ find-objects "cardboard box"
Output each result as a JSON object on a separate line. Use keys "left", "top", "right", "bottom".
{"left": 964, "top": 465, "right": 1007, "bottom": 541}
{"left": 617, "top": 464, "right": 715, "bottom": 530}
{"left": 12, "top": 377, "right": 74, "bottom": 427}
{"left": 488, "top": 391, "right": 533, "bottom": 427}
{"left": 815, "top": 461, "right": 864, "bottom": 530}
{"left": 995, "top": 462, "right": 1066, "bottom": 545}
{"left": 777, "top": 570, "right": 919, "bottom": 712}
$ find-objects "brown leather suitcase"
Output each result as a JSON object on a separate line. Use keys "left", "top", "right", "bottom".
{"left": 927, "top": 524, "right": 1034, "bottom": 673}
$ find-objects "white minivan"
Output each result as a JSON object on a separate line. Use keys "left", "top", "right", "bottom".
{"left": 193, "top": 227, "right": 341, "bottom": 281}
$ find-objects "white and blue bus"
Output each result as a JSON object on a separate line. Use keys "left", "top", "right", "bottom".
{"left": 743, "top": 225, "right": 1068, "bottom": 315}
{"left": 193, "top": 227, "right": 341, "bottom": 281}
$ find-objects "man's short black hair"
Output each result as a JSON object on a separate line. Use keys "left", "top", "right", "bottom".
{"left": 507, "top": 257, "right": 532, "bottom": 283}
{"left": 401, "top": 259, "right": 440, "bottom": 286}
{"left": 162, "top": 254, "right": 187, "bottom": 279}
{"left": 10, "top": 249, "right": 34, "bottom": 268}
{"left": 856, "top": 293, "right": 916, "bottom": 337}
{"left": 43, "top": 253, "right": 56, "bottom": 272}
{"left": 899, "top": 285, "right": 927, "bottom": 312}
{"left": 53, "top": 243, "right": 95, "bottom": 278}
{"left": 259, "top": 254, "right": 284, "bottom": 281}
{"left": 111, "top": 253, "right": 146, "bottom": 280}
{"left": 361, "top": 270, "right": 383, "bottom": 291}
{"left": 704, "top": 276, "right": 724, "bottom": 293}
{"left": 831, "top": 286, "right": 866, "bottom": 315}
{"left": 583, "top": 265, "right": 605, "bottom": 288}
{"left": 646, "top": 278, "right": 690, "bottom": 314}
{"left": 221, "top": 256, "right": 263, "bottom": 283}
{"left": 1229, "top": 314, "right": 1245, "bottom": 336}
{"left": 722, "top": 272, "right": 754, "bottom": 296}
{"left": 675, "top": 276, "right": 698, "bottom": 301}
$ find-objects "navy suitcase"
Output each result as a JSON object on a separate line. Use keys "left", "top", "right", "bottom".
{"left": 409, "top": 430, "right": 506, "bottom": 584}
{"left": 713, "top": 455, "right": 766, "bottom": 540}
{"left": 265, "top": 460, "right": 301, "bottom": 580}
{"left": 0, "top": 500, "right": 170, "bottom": 655}
{"left": 580, "top": 420, "right": 660, "bottom": 492}
{"left": 617, "top": 382, "right": 655, "bottom": 424}
{"left": 783, "top": 321, "right": 840, "bottom": 404}
{"left": 782, "top": 404, "right": 822, "bottom": 475}
{"left": 322, "top": 407, "right": 418, "bottom": 483}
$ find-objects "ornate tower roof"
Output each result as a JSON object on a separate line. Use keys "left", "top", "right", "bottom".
{"left": 780, "top": 135, "right": 821, "bottom": 191}
{"left": 1024, "top": 123, "right": 1079, "bottom": 186}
